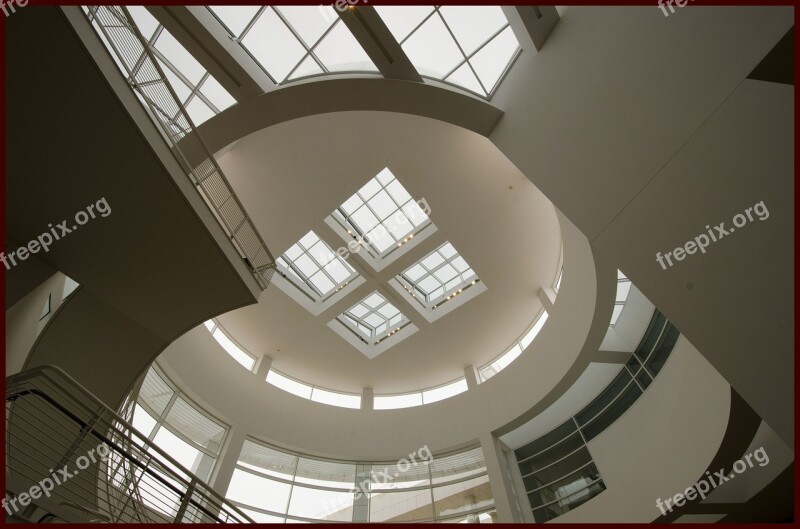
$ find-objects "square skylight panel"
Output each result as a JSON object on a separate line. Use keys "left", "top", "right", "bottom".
{"left": 338, "top": 291, "right": 409, "bottom": 346}
{"left": 276, "top": 231, "right": 358, "bottom": 301}
{"left": 399, "top": 242, "right": 478, "bottom": 310}
{"left": 333, "top": 168, "right": 430, "bottom": 257}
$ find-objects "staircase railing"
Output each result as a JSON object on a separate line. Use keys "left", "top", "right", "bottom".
{"left": 82, "top": 5, "right": 276, "bottom": 289}
{"left": 5, "top": 365, "right": 254, "bottom": 523}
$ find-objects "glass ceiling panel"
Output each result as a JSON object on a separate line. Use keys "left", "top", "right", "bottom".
{"left": 276, "top": 231, "right": 358, "bottom": 301}
{"left": 339, "top": 291, "right": 409, "bottom": 345}
{"left": 99, "top": 6, "right": 236, "bottom": 127}
{"left": 241, "top": 8, "right": 307, "bottom": 83}
{"left": 208, "top": 6, "right": 377, "bottom": 84}
{"left": 376, "top": 5, "right": 520, "bottom": 97}
{"left": 208, "top": 5, "right": 260, "bottom": 37}
{"left": 610, "top": 272, "right": 633, "bottom": 326}
{"left": 399, "top": 242, "right": 478, "bottom": 309}
{"left": 332, "top": 168, "right": 430, "bottom": 258}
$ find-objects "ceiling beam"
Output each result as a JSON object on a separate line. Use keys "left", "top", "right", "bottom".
{"left": 337, "top": 6, "right": 423, "bottom": 82}
{"left": 147, "top": 6, "right": 275, "bottom": 101}
{"left": 502, "top": 6, "right": 560, "bottom": 52}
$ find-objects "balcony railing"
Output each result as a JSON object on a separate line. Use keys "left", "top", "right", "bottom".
{"left": 83, "top": 5, "right": 276, "bottom": 289}
{"left": 5, "top": 365, "right": 254, "bottom": 523}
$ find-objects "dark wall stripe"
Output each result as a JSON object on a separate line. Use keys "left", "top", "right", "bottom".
{"left": 748, "top": 27, "right": 794, "bottom": 85}
{"left": 655, "top": 387, "right": 762, "bottom": 523}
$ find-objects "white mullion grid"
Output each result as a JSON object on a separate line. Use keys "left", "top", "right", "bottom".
{"left": 280, "top": 236, "right": 353, "bottom": 300}
{"left": 274, "top": 6, "right": 334, "bottom": 81}
{"left": 441, "top": 21, "right": 511, "bottom": 88}
{"left": 233, "top": 6, "right": 267, "bottom": 42}
{"left": 402, "top": 247, "right": 474, "bottom": 307}
{"left": 341, "top": 176, "right": 416, "bottom": 257}
{"left": 342, "top": 295, "right": 405, "bottom": 344}
{"left": 397, "top": 7, "right": 437, "bottom": 46}
{"left": 433, "top": 7, "right": 489, "bottom": 97}
{"left": 210, "top": 6, "right": 279, "bottom": 85}
{"left": 147, "top": 34, "right": 223, "bottom": 118}
{"left": 139, "top": 392, "right": 221, "bottom": 460}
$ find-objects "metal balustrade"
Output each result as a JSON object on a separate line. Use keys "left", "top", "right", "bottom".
{"left": 83, "top": 5, "right": 276, "bottom": 289}
{"left": 5, "top": 365, "right": 254, "bottom": 523}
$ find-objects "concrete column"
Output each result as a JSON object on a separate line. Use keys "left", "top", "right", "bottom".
{"left": 255, "top": 354, "right": 272, "bottom": 379}
{"left": 479, "top": 433, "right": 521, "bottom": 523}
{"left": 353, "top": 464, "right": 370, "bottom": 522}
{"left": 361, "top": 387, "right": 374, "bottom": 410}
{"left": 506, "top": 449, "right": 535, "bottom": 522}
{"left": 465, "top": 494, "right": 479, "bottom": 523}
{"left": 537, "top": 287, "right": 556, "bottom": 312}
{"left": 464, "top": 365, "right": 480, "bottom": 389}
{"left": 209, "top": 425, "right": 246, "bottom": 497}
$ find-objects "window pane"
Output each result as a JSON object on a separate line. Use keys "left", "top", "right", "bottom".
{"left": 439, "top": 6, "right": 507, "bottom": 56}
{"left": 154, "top": 30, "right": 205, "bottom": 84}
{"left": 422, "top": 379, "right": 468, "bottom": 404}
{"left": 375, "top": 6, "right": 435, "bottom": 43}
{"left": 469, "top": 26, "right": 519, "bottom": 93}
{"left": 199, "top": 75, "right": 236, "bottom": 111}
{"left": 132, "top": 404, "right": 158, "bottom": 438}
{"left": 433, "top": 474, "right": 492, "bottom": 518}
{"left": 212, "top": 328, "right": 256, "bottom": 371}
{"left": 315, "top": 21, "right": 378, "bottom": 72}
{"left": 401, "top": 14, "right": 463, "bottom": 78}
{"left": 310, "top": 387, "right": 361, "bottom": 409}
{"left": 209, "top": 5, "right": 260, "bottom": 38}
{"left": 287, "top": 485, "right": 354, "bottom": 521}
{"left": 521, "top": 311, "right": 548, "bottom": 349}
{"left": 242, "top": 8, "right": 306, "bottom": 83}
{"left": 374, "top": 393, "right": 423, "bottom": 410}
{"left": 227, "top": 468, "right": 292, "bottom": 513}
{"left": 369, "top": 488, "right": 433, "bottom": 522}
{"left": 266, "top": 371, "right": 313, "bottom": 399}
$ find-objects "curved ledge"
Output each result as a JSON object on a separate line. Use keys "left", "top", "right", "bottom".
{"left": 193, "top": 78, "right": 505, "bottom": 155}
{"left": 155, "top": 210, "right": 618, "bottom": 460}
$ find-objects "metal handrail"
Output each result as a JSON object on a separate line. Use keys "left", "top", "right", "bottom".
{"left": 6, "top": 364, "right": 254, "bottom": 523}
{"left": 83, "top": 5, "right": 276, "bottom": 289}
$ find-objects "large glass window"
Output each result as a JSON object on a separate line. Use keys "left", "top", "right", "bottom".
{"left": 512, "top": 311, "right": 680, "bottom": 521}
{"left": 86, "top": 6, "right": 235, "bottom": 126}
{"left": 225, "top": 439, "right": 494, "bottom": 522}
{"left": 375, "top": 6, "right": 520, "bottom": 97}
{"left": 610, "top": 270, "right": 632, "bottom": 326}
{"left": 208, "top": 6, "right": 377, "bottom": 84}
{"left": 133, "top": 367, "right": 228, "bottom": 482}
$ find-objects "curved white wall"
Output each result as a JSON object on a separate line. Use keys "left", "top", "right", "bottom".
{"left": 555, "top": 336, "right": 731, "bottom": 522}
{"left": 156, "top": 211, "right": 611, "bottom": 460}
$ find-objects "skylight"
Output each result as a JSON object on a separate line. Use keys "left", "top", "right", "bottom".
{"left": 611, "top": 271, "right": 632, "bottom": 326}
{"left": 338, "top": 291, "right": 409, "bottom": 346}
{"left": 208, "top": 6, "right": 377, "bottom": 84}
{"left": 375, "top": 5, "right": 520, "bottom": 97}
{"left": 276, "top": 231, "right": 359, "bottom": 302}
{"left": 398, "top": 242, "right": 478, "bottom": 309}
{"left": 122, "top": 6, "right": 235, "bottom": 125}
{"left": 331, "top": 168, "right": 431, "bottom": 258}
